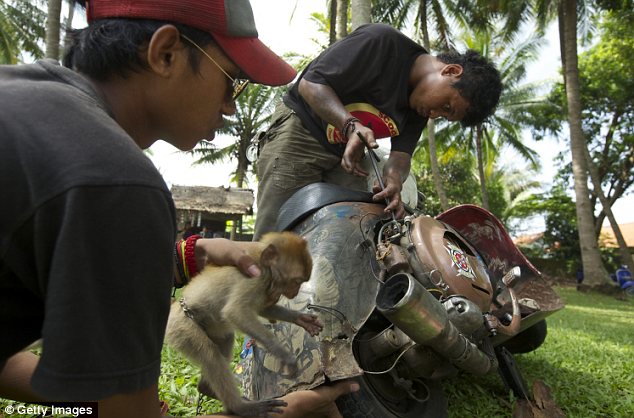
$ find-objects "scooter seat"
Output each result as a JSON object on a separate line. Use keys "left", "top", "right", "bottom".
{"left": 276, "top": 182, "right": 375, "bottom": 231}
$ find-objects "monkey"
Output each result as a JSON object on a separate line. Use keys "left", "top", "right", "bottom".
{"left": 165, "top": 231, "right": 322, "bottom": 418}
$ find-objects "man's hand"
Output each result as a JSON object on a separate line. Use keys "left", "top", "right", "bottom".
{"left": 278, "top": 380, "right": 360, "bottom": 418}
{"left": 371, "top": 151, "right": 411, "bottom": 219}
{"left": 371, "top": 174, "right": 405, "bottom": 219}
{"left": 341, "top": 124, "right": 376, "bottom": 177}
{"left": 194, "top": 238, "right": 261, "bottom": 278}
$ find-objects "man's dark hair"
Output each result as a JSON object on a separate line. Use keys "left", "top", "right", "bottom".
{"left": 63, "top": 18, "right": 216, "bottom": 81}
{"left": 436, "top": 49, "right": 502, "bottom": 127}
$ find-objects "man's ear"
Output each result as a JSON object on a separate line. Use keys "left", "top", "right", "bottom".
{"left": 441, "top": 64, "right": 463, "bottom": 78}
{"left": 146, "top": 25, "right": 186, "bottom": 77}
{"left": 260, "top": 244, "right": 279, "bottom": 268}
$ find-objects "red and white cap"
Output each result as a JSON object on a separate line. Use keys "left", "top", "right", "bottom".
{"left": 86, "top": 0, "right": 297, "bottom": 86}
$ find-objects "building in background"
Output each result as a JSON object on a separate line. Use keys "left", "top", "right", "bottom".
{"left": 171, "top": 185, "right": 254, "bottom": 241}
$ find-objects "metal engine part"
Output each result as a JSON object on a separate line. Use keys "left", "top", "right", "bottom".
{"left": 376, "top": 273, "right": 497, "bottom": 376}
{"left": 443, "top": 296, "right": 485, "bottom": 336}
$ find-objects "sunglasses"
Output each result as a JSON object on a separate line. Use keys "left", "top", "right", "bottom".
{"left": 180, "top": 34, "right": 249, "bottom": 101}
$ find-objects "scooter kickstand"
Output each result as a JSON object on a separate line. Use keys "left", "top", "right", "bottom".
{"left": 495, "top": 346, "right": 531, "bottom": 400}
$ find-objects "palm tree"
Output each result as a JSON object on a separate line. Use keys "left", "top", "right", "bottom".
{"left": 186, "top": 84, "right": 282, "bottom": 239}
{"left": 526, "top": 0, "right": 613, "bottom": 286}
{"left": 45, "top": 0, "right": 62, "bottom": 60}
{"left": 351, "top": 0, "right": 372, "bottom": 30}
{"left": 187, "top": 84, "right": 283, "bottom": 189}
{"left": 559, "top": 0, "right": 610, "bottom": 286}
{"left": 337, "top": 0, "right": 350, "bottom": 40}
{"left": 0, "top": 0, "right": 45, "bottom": 64}
{"left": 449, "top": 27, "right": 543, "bottom": 210}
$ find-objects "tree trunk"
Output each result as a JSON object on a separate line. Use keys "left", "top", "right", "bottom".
{"left": 61, "top": 0, "right": 76, "bottom": 55}
{"left": 476, "top": 124, "right": 489, "bottom": 210}
{"left": 560, "top": 0, "right": 610, "bottom": 286}
{"left": 351, "top": 0, "right": 371, "bottom": 31}
{"left": 45, "top": 0, "right": 63, "bottom": 60}
{"left": 583, "top": 147, "right": 632, "bottom": 269}
{"left": 336, "top": 0, "right": 349, "bottom": 40}
{"left": 419, "top": 0, "right": 449, "bottom": 211}
{"left": 329, "top": 0, "right": 338, "bottom": 46}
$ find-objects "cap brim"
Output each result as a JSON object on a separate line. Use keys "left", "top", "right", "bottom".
{"left": 213, "top": 34, "right": 296, "bottom": 86}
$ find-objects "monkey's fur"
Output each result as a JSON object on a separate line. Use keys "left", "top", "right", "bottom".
{"left": 165, "top": 232, "right": 322, "bottom": 418}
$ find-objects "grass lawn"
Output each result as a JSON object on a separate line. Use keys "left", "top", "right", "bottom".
{"left": 1, "top": 285, "right": 632, "bottom": 417}
{"left": 159, "top": 285, "right": 634, "bottom": 417}
{"left": 444, "top": 285, "right": 634, "bottom": 418}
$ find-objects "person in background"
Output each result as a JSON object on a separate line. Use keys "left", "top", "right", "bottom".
{"left": 0, "top": 0, "right": 358, "bottom": 416}
{"left": 254, "top": 23, "right": 502, "bottom": 239}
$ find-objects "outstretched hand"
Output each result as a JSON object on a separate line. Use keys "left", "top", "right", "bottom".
{"left": 294, "top": 314, "right": 323, "bottom": 337}
{"left": 278, "top": 380, "right": 360, "bottom": 418}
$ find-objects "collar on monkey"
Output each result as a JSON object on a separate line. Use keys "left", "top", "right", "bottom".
{"left": 179, "top": 297, "right": 195, "bottom": 320}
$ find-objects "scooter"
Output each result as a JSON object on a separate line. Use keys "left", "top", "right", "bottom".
{"left": 240, "top": 182, "right": 564, "bottom": 417}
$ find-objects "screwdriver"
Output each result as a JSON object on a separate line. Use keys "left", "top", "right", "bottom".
{"left": 356, "top": 131, "right": 397, "bottom": 222}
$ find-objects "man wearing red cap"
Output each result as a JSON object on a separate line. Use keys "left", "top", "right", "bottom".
{"left": 0, "top": 0, "right": 357, "bottom": 416}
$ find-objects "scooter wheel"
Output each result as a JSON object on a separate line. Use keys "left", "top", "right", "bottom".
{"left": 500, "top": 320, "right": 548, "bottom": 354}
{"left": 335, "top": 374, "right": 447, "bottom": 418}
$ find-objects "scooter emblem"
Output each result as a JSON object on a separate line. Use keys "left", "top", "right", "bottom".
{"left": 445, "top": 241, "right": 476, "bottom": 280}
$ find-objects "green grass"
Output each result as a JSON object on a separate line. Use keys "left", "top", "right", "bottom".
{"left": 444, "top": 285, "right": 634, "bottom": 418}
{"left": 158, "top": 285, "right": 634, "bottom": 417}
{"left": 2, "top": 285, "right": 632, "bottom": 417}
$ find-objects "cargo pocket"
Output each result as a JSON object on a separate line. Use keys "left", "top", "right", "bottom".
{"left": 269, "top": 157, "right": 319, "bottom": 192}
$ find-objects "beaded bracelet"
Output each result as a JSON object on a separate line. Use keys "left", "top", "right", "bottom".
{"left": 173, "top": 242, "right": 187, "bottom": 288}
{"left": 340, "top": 117, "right": 360, "bottom": 142}
{"left": 184, "top": 234, "right": 202, "bottom": 279}
{"left": 173, "top": 234, "right": 202, "bottom": 287}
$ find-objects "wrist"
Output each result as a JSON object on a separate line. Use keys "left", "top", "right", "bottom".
{"left": 174, "top": 235, "right": 202, "bottom": 287}
{"left": 340, "top": 117, "right": 360, "bottom": 142}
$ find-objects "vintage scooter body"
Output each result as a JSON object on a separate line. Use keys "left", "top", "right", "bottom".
{"left": 241, "top": 183, "right": 564, "bottom": 417}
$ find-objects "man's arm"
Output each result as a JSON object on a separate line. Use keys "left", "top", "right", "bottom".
{"left": 103, "top": 380, "right": 360, "bottom": 418}
{"left": 298, "top": 79, "right": 376, "bottom": 176}
{"left": 194, "top": 238, "right": 262, "bottom": 278}
{"left": 0, "top": 351, "right": 45, "bottom": 402}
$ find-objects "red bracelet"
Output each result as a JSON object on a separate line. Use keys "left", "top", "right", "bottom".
{"left": 184, "top": 234, "right": 202, "bottom": 279}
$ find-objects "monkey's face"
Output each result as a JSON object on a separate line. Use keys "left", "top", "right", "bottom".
{"left": 261, "top": 232, "right": 313, "bottom": 301}
{"left": 282, "top": 277, "right": 306, "bottom": 299}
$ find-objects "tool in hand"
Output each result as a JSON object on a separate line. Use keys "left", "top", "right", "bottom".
{"left": 356, "top": 131, "right": 397, "bottom": 223}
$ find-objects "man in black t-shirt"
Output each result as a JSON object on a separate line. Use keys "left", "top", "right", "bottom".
{"left": 0, "top": 0, "right": 360, "bottom": 416}
{"left": 254, "top": 23, "right": 502, "bottom": 239}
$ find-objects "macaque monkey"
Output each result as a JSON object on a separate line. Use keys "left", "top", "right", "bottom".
{"left": 165, "top": 232, "right": 322, "bottom": 418}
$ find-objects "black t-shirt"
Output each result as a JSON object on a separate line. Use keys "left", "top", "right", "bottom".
{"left": 284, "top": 23, "right": 428, "bottom": 157}
{"left": 0, "top": 60, "right": 176, "bottom": 400}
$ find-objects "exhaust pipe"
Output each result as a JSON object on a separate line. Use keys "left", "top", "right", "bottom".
{"left": 376, "top": 273, "right": 497, "bottom": 376}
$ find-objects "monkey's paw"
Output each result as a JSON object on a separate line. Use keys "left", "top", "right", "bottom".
{"left": 197, "top": 379, "right": 217, "bottom": 399}
{"left": 295, "top": 314, "right": 324, "bottom": 337}
{"left": 228, "top": 398, "right": 287, "bottom": 418}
